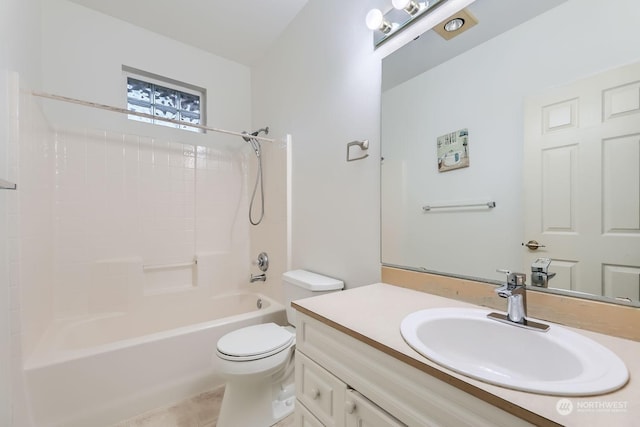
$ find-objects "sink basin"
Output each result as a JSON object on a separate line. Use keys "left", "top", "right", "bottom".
{"left": 400, "top": 308, "right": 629, "bottom": 396}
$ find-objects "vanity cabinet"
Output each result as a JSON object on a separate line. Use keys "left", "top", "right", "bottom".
{"left": 344, "top": 390, "right": 405, "bottom": 427}
{"left": 296, "top": 351, "right": 346, "bottom": 426}
{"left": 295, "top": 350, "right": 404, "bottom": 426}
{"left": 294, "top": 312, "right": 534, "bottom": 427}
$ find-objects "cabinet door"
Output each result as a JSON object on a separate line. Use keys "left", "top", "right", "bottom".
{"left": 295, "top": 400, "right": 326, "bottom": 427}
{"left": 296, "top": 351, "right": 347, "bottom": 427}
{"left": 345, "top": 390, "right": 406, "bottom": 427}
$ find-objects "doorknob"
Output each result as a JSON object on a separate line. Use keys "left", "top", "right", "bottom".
{"left": 523, "top": 240, "right": 546, "bottom": 250}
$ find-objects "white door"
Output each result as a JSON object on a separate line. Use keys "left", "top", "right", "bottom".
{"left": 345, "top": 389, "right": 406, "bottom": 427}
{"left": 523, "top": 62, "right": 640, "bottom": 300}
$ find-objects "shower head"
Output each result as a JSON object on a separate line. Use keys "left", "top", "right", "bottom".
{"left": 242, "top": 126, "right": 269, "bottom": 142}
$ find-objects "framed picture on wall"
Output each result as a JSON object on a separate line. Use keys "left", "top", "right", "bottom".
{"left": 437, "top": 128, "right": 469, "bottom": 172}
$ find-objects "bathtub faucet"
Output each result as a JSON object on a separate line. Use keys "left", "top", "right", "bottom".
{"left": 250, "top": 273, "right": 266, "bottom": 283}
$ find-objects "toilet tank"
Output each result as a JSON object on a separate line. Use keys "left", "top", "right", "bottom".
{"left": 283, "top": 270, "right": 344, "bottom": 325}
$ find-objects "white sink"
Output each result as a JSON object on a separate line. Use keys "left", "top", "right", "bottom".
{"left": 400, "top": 308, "right": 629, "bottom": 396}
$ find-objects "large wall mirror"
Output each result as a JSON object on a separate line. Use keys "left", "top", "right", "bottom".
{"left": 381, "top": 0, "right": 640, "bottom": 306}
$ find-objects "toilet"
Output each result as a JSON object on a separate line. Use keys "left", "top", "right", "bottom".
{"left": 214, "top": 270, "right": 344, "bottom": 427}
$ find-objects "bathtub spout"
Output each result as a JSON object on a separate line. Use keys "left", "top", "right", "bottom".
{"left": 250, "top": 273, "right": 266, "bottom": 283}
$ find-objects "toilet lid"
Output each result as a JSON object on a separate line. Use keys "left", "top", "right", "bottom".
{"left": 217, "top": 323, "right": 294, "bottom": 361}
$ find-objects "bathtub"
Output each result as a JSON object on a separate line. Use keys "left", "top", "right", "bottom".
{"left": 24, "top": 292, "right": 286, "bottom": 427}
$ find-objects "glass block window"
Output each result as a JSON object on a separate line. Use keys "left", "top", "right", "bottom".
{"left": 124, "top": 68, "right": 205, "bottom": 133}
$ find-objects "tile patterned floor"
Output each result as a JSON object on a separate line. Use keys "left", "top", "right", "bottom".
{"left": 110, "top": 386, "right": 294, "bottom": 427}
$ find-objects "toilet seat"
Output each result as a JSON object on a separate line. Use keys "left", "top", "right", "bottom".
{"left": 217, "top": 323, "right": 294, "bottom": 361}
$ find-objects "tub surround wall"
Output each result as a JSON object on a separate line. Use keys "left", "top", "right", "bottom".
{"left": 2, "top": 0, "right": 44, "bottom": 424}
{"left": 6, "top": 77, "right": 54, "bottom": 427}
{"left": 248, "top": 138, "right": 290, "bottom": 303}
{"left": 50, "top": 126, "right": 249, "bottom": 320}
{"left": 10, "top": 80, "right": 55, "bottom": 369}
{"left": 2, "top": 77, "right": 56, "bottom": 427}
{"left": 382, "top": 266, "right": 640, "bottom": 341}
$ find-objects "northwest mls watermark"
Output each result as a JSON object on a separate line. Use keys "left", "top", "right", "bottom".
{"left": 556, "top": 398, "right": 628, "bottom": 416}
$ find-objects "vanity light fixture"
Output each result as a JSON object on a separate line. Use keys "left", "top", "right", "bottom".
{"left": 392, "top": 0, "right": 423, "bottom": 16}
{"left": 366, "top": 0, "right": 476, "bottom": 49}
{"left": 366, "top": 9, "right": 393, "bottom": 34}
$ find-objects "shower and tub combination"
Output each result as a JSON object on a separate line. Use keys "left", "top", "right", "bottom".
{"left": 20, "top": 91, "right": 290, "bottom": 426}
{"left": 25, "top": 291, "right": 285, "bottom": 427}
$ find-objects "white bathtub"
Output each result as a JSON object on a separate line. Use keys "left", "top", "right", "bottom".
{"left": 24, "top": 292, "right": 287, "bottom": 427}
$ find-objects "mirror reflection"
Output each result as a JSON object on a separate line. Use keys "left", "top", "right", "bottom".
{"left": 381, "top": 0, "right": 640, "bottom": 305}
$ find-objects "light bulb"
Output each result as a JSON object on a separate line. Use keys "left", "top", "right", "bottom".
{"left": 444, "top": 18, "right": 465, "bottom": 32}
{"left": 392, "top": 0, "right": 411, "bottom": 9}
{"left": 392, "top": 0, "right": 421, "bottom": 15}
{"left": 365, "top": 9, "right": 384, "bottom": 30}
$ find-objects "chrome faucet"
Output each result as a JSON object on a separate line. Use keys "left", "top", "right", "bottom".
{"left": 530, "top": 258, "right": 556, "bottom": 288}
{"left": 495, "top": 270, "right": 527, "bottom": 323}
{"left": 249, "top": 252, "right": 269, "bottom": 283}
{"left": 250, "top": 273, "right": 266, "bottom": 283}
{"left": 488, "top": 269, "right": 549, "bottom": 332}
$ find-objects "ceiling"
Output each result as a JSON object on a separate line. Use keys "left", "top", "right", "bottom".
{"left": 382, "top": 0, "right": 567, "bottom": 90}
{"left": 68, "top": 0, "right": 309, "bottom": 66}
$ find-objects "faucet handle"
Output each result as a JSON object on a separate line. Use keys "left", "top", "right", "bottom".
{"left": 496, "top": 269, "right": 511, "bottom": 286}
{"left": 512, "top": 272, "right": 526, "bottom": 287}
{"left": 531, "top": 257, "right": 552, "bottom": 273}
{"left": 496, "top": 269, "right": 526, "bottom": 288}
{"left": 496, "top": 269, "right": 512, "bottom": 283}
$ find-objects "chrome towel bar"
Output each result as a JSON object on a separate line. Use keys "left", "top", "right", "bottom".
{"left": 346, "top": 139, "right": 369, "bottom": 162}
{"left": 0, "top": 178, "right": 17, "bottom": 190}
{"left": 422, "top": 201, "right": 496, "bottom": 211}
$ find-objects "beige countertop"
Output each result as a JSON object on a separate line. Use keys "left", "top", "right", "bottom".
{"left": 292, "top": 283, "right": 639, "bottom": 427}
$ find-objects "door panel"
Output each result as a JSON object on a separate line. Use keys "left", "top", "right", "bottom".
{"left": 524, "top": 62, "right": 640, "bottom": 300}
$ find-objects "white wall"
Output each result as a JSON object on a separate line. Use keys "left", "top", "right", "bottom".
{"left": 1, "top": 0, "right": 44, "bottom": 424}
{"left": 381, "top": 0, "right": 640, "bottom": 281}
{"left": 246, "top": 138, "right": 290, "bottom": 302}
{"left": 0, "top": 4, "right": 11, "bottom": 417}
{"left": 41, "top": 0, "right": 251, "bottom": 148}
{"left": 35, "top": 0, "right": 256, "bottom": 323}
{"left": 252, "top": 0, "right": 386, "bottom": 289}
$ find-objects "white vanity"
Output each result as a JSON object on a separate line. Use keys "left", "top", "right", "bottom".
{"left": 292, "top": 283, "right": 639, "bottom": 427}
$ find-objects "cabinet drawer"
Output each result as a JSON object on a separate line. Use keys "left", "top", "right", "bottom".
{"left": 345, "top": 389, "right": 406, "bottom": 427}
{"left": 296, "top": 350, "right": 346, "bottom": 426}
{"left": 295, "top": 399, "right": 326, "bottom": 427}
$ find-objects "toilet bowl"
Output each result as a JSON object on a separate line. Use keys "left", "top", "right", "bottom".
{"left": 214, "top": 270, "right": 343, "bottom": 427}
